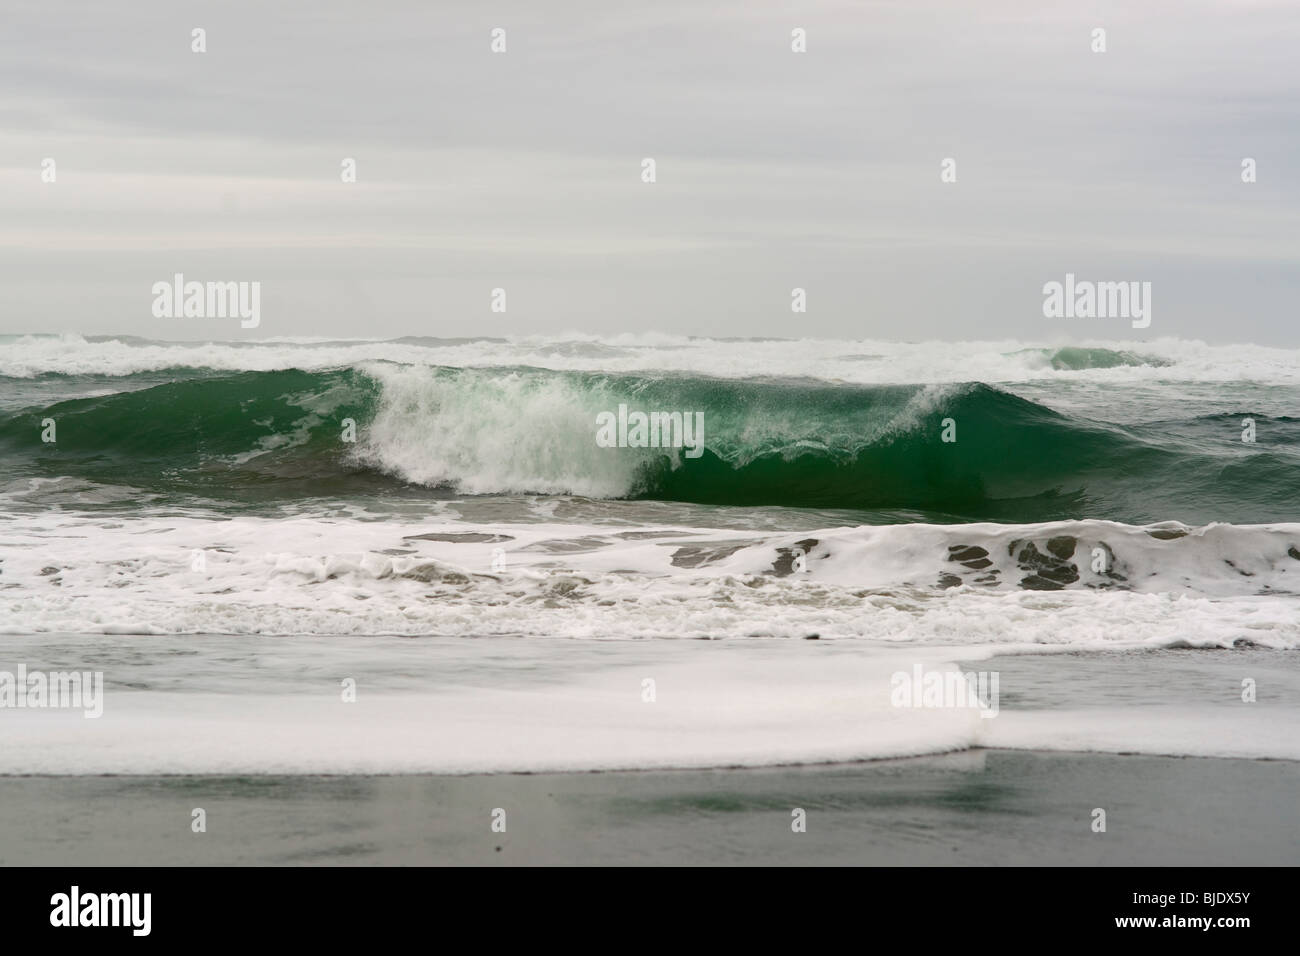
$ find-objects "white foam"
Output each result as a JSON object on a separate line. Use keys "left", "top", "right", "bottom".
{"left": 1, "top": 513, "right": 1296, "bottom": 643}
{"left": 354, "top": 364, "right": 672, "bottom": 496}
{"left": 983, "top": 708, "right": 1300, "bottom": 761}
{"left": 0, "top": 644, "right": 986, "bottom": 774}
{"left": 2, "top": 635, "right": 1294, "bottom": 773}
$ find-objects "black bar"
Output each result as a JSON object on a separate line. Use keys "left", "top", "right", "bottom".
{"left": 2, "top": 867, "right": 1287, "bottom": 942}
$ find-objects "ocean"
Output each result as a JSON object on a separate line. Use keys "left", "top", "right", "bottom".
{"left": 1, "top": 332, "right": 1297, "bottom": 779}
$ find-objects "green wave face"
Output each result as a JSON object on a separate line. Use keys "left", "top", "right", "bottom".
{"left": 2, "top": 366, "right": 1297, "bottom": 524}
{"left": 1043, "top": 346, "right": 1172, "bottom": 370}
{"left": 0, "top": 369, "right": 380, "bottom": 501}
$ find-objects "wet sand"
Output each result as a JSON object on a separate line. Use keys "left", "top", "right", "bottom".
{"left": 1, "top": 749, "right": 1296, "bottom": 866}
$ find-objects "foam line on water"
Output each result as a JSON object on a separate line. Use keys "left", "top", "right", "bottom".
{"left": 1, "top": 514, "right": 1297, "bottom": 641}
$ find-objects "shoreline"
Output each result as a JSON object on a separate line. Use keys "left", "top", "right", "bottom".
{"left": 2, "top": 749, "right": 1296, "bottom": 866}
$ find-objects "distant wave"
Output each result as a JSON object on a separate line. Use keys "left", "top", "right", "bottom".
{"left": 3, "top": 332, "right": 1299, "bottom": 385}
{"left": 1031, "top": 346, "right": 1172, "bottom": 370}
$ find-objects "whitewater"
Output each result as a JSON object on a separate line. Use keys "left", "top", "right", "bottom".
{"left": 4, "top": 331, "right": 1300, "bottom": 387}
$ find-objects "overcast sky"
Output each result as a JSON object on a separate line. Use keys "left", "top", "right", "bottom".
{"left": 2, "top": 0, "right": 1298, "bottom": 344}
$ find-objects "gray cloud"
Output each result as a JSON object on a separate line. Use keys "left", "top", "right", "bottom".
{"left": 1, "top": 0, "right": 1297, "bottom": 343}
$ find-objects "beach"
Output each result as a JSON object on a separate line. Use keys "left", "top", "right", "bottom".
{"left": 0, "top": 636, "right": 1295, "bottom": 865}
{"left": 3, "top": 750, "right": 1295, "bottom": 866}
